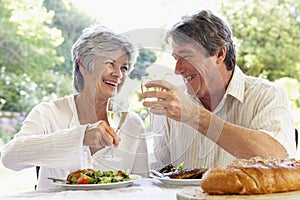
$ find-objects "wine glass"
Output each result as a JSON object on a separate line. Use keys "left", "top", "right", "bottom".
{"left": 139, "top": 73, "right": 183, "bottom": 136}
{"left": 140, "top": 76, "right": 165, "bottom": 137}
{"left": 102, "top": 97, "right": 129, "bottom": 161}
{"left": 141, "top": 76, "right": 160, "bottom": 102}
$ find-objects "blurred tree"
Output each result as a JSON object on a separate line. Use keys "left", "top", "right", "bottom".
{"left": 43, "top": 0, "right": 94, "bottom": 76}
{"left": 219, "top": 0, "right": 300, "bottom": 81}
{"left": 0, "top": 0, "right": 70, "bottom": 111}
{"left": 129, "top": 48, "right": 157, "bottom": 80}
{"left": 0, "top": 0, "right": 64, "bottom": 78}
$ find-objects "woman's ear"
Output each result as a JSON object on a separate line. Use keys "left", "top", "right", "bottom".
{"left": 216, "top": 46, "right": 226, "bottom": 64}
{"left": 78, "top": 59, "right": 88, "bottom": 75}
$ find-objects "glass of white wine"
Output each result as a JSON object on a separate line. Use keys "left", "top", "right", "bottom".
{"left": 102, "top": 97, "right": 129, "bottom": 161}
{"left": 139, "top": 76, "right": 166, "bottom": 138}
{"left": 141, "top": 76, "right": 159, "bottom": 102}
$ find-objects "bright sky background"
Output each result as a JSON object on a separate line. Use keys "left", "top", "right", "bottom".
{"left": 71, "top": 0, "right": 221, "bottom": 67}
{"left": 72, "top": 0, "right": 220, "bottom": 33}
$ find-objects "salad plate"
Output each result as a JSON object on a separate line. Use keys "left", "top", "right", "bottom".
{"left": 51, "top": 174, "right": 141, "bottom": 190}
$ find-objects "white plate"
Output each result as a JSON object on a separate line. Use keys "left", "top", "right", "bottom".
{"left": 149, "top": 173, "right": 201, "bottom": 186}
{"left": 52, "top": 174, "right": 141, "bottom": 190}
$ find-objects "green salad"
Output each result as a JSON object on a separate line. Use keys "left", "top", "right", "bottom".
{"left": 70, "top": 170, "right": 131, "bottom": 184}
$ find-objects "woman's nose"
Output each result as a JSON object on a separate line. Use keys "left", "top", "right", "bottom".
{"left": 112, "top": 67, "right": 123, "bottom": 78}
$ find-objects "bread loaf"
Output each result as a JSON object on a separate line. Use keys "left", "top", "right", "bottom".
{"left": 200, "top": 157, "right": 300, "bottom": 195}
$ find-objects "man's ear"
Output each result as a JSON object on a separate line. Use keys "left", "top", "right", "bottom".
{"left": 78, "top": 59, "right": 88, "bottom": 75}
{"left": 216, "top": 46, "right": 226, "bottom": 64}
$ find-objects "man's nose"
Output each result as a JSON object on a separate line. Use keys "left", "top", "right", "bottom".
{"left": 174, "top": 59, "right": 185, "bottom": 75}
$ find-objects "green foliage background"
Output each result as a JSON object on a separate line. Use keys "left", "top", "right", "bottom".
{"left": 219, "top": 0, "right": 300, "bottom": 81}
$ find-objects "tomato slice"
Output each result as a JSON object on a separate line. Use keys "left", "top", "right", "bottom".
{"left": 116, "top": 171, "right": 123, "bottom": 177}
{"left": 76, "top": 176, "right": 90, "bottom": 184}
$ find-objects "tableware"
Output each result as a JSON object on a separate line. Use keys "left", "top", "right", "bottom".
{"left": 141, "top": 76, "right": 162, "bottom": 102}
{"left": 149, "top": 173, "right": 201, "bottom": 186}
{"left": 139, "top": 76, "right": 165, "bottom": 137}
{"left": 101, "top": 98, "right": 129, "bottom": 161}
{"left": 149, "top": 169, "right": 168, "bottom": 178}
{"left": 51, "top": 174, "right": 141, "bottom": 190}
{"left": 47, "top": 177, "right": 69, "bottom": 184}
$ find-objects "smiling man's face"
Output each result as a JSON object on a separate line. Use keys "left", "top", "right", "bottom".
{"left": 172, "top": 42, "right": 219, "bottom": 99}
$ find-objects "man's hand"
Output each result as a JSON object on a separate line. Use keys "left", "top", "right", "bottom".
{"left": 140, "top": 80, "right": 200, "bottom": 124}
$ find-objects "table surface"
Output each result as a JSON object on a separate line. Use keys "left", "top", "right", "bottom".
{"left": 0, "top": 178, "right": 191, "bottom": 200}
{"left": 2, "top": 178, "right": 300, "bottom": 200}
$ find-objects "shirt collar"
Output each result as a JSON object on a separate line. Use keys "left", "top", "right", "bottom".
{"left": 225, "top": 65, "right": 245, "bottom": 103}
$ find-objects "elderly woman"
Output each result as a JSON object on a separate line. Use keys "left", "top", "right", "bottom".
{"left": 1, "top": 25, "right": 148, "bottom": 190}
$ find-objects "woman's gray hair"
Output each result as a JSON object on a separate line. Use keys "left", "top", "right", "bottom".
{"left": 72, "top": 24, "right": 138, "bottom": 93}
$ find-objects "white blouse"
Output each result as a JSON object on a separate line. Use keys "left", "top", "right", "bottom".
{"left": 1, "top": 94, "right": 149, "bottom": 190}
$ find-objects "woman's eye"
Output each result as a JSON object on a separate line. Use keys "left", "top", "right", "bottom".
{"left": 105, "top": 61, "right": 114, "bottom": 66}
{"left": 121, "top": 65, "right": 129, "bottom": 73}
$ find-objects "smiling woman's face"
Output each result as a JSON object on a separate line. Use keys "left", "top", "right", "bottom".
{"left": 84, "top": 48, "right": 130, "bottom": 101}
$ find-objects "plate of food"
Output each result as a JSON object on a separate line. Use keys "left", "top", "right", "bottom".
{"left": 149, "top": 174, "right": 201, "bottom": 186}
{"left": 149, "top": 162, "right": 207, "bottom": 186}
{"left": 50, "top": 169, "right": 142, "bottom": 190}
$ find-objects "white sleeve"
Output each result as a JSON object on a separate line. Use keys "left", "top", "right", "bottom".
{"left": 1, "top": 125, "right": 87, "bottom": 171}
{"left": 1, "top": 103, "right": 88, "bottom": 171}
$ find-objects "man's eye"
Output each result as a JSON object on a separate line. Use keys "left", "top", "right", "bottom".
{"left": 183, "top": 55, "right": 192, "bottom": 60}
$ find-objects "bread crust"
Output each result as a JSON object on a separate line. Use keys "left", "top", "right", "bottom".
{"left": 200, "top": 157, "right": 300, "bottom": 195}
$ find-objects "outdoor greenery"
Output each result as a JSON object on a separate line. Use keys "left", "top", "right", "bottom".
{"left": 0, "top": 0, "right": 73, "bottom": 112}
{"left": 0, "top": 0, "right": 300, "bottom": 143}
{"left": 129, "top": 48, "right": 157, "bottom": 80}
{"left": 219, "top": 0, "right": 300, "bottom": 81}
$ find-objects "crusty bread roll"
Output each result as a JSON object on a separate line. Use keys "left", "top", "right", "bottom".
{"left": 200, "top": 157, "right": 300, "bottom": 195}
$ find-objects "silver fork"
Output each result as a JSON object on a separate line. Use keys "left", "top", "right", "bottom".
{"left": 47, "top": 177, "right": 69, "bottom": 184}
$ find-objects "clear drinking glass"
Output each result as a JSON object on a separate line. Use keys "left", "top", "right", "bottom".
{"left": 140, "top": 76, "right": 161, "bottom": 102}
{"left": 139, "top": 76, "right": 165, "bottom": 137}
{"left": 101, "top": 98, "right": 129, "bottom": 161}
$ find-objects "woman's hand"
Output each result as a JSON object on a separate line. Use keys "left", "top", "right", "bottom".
{"left": 140, "top": 80, "right": 200, "bottom": 124}
{"left": 83, "top": 121, "right": 121, "bottom": 149}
